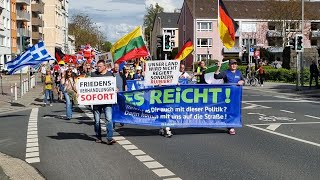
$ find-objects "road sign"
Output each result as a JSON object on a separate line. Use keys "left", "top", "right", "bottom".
{"left": 249, "top": 47, "right": 254, "bottom": 56}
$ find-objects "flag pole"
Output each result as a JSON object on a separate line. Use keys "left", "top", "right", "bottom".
{"left": 217, "top": 0, "right": 222, "bottom": 63}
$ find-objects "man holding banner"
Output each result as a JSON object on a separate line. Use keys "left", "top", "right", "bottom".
{"left": 91, "top": 60, "right": 117, "bottom": 145}
{"left": 214, "top": 59, "right": 244, "bottom": 135}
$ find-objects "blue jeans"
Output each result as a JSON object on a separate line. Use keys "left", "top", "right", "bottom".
{"left": 44, "top": 89, "right": 53, "bottom": 104}
{"left": 93, "top": 105, "right": 113, "bottom": 141}
{"left": 64, "top": 92, "right": 73, "bottom": 119}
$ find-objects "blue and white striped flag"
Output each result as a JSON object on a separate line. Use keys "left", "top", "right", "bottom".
{"left": 5, "top": 41, "right": 55, "bottom": 74}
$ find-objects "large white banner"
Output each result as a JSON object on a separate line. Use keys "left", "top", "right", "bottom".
{"left": 77, "top": 77, "right": 117, "bottom": 105}
{"left": 144, "top": 60, "right": 180, "bottom": 86}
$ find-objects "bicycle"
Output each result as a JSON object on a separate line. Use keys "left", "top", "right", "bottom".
{"left": 244, "top": 73, "right": 259, "bottom": 86}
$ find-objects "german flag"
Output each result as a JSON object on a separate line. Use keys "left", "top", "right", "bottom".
{"left": 175, "top": 40, "right": 194, "bottom": 61}
{"left": 219, "top": 0, "right": 239, "bottom": 49}
{"left": 55, "top": 47, "right": 65, "bottom": 63}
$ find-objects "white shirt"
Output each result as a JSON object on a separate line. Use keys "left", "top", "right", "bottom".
{"left": 180, "top": 71, "right": 191, "bottom": 79}
{"left": 41, "top": 66, "right": 46, "bottom": 74}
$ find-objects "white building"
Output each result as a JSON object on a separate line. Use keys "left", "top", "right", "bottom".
{"left": 0, "top": 0, "right": 12, "bottom": 70}
{"left": 42, "top": 0, "right": 69, "bottom": 56}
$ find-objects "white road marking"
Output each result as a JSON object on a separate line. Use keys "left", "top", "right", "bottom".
{"left": 304, "top": 115, "right": 320, "bottom": 120}
{"left": 117, "top": 140, "right": 132, "bottom": 145}
{"left": 80, "top": 106, "right": 182, "bottom": 180}
{"left": 247, "top": 125, "right": 320, "bottom": 147}
{"left": 248, "top": 122, "right": 320, "bottom": 126}
{"left": 242, "top": 102, "right": 271, "bottom": 109}
{"left": 266, "top": 124, "right": 281, "bottom": 131}
{"left": 135, "top": 155, "right": 155, "bottom": 162}
{"left": 152, "top": 168, "right": 175, "bottom": 177}
{"left": 164, "top": 178, "right": 183, "bottom": 180}
{"left": 25, "top": 108, "right": 40, "bottom": 163}
{"left": 129, "top": 150, "right": 146, "bottom": 156}
{"left": 143, "top": 161, "right": 164, "bottom": 169}
{"left": 243, "top": 100, "right": 308, "bottom": 103}
{"left": 280, "top": 110, "right": 294, "bottom": 114}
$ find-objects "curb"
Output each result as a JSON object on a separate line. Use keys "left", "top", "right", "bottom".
{"left": 0, "top": 152, "right": 45, "bottom": 180}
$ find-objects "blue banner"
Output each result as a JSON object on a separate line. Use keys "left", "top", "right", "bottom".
{"left": 113, "top": 84, "right": 242, "bottom": 128}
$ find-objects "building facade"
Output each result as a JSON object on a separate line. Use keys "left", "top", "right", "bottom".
{"left": 0, "top": 0, "right": 12, "bottom": 69}
{"left": 31, "top": 0, "right": 44, "bottom": 45}
{"left": 178, "top": 0, "right": 320, "bottom": 70}
{"left": 151, "top": 12, "right": 179, "bottom": 60}
{"left": 42, "top": 0, "right": 68, "bottom": 56}
{"left": 16, "top": 0, "right": 32, "bottom": 54}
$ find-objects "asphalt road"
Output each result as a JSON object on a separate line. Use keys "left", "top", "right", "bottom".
{"left": 0, "top": 88, "right": 319, "bottom": 180}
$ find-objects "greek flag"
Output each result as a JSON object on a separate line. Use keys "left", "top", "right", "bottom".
{"left": 5, "top": 41, "right": 55, "bottom": 74}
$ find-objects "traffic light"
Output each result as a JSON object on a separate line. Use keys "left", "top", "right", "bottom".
{"left": 295, "top": 34, "right": 303, "bottom": 52}
{"left": 157, "top": 35, "right": 163, "bottom": 49}
{"left": 163, "top": 33, "right": 172, "bottom": 52}
{"left": 289, "top": 37, "right": 295, "bottom": 50}
{"left": 22, "top": 36, "right": 30, "bottom": 51}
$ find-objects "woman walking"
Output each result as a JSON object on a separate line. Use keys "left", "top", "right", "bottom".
{"left": 61, "top": 69, "right": 77, "bottom": 120}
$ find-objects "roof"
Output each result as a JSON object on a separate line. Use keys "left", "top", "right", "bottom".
{"left": 156, "top": 12, "right": 180, "bottom": 28}
{"left": 184, "top": 0, "right": 320, "bottom": 20}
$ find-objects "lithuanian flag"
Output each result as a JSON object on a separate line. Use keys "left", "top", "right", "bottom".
{"left": 175, "top": 40, "right": 194, "bottom": 61}
{"left": 218, "top": 0, "right": 239, "bottom": 49}
{"left": 111, "top": 26, "right": 149, "bottom": 64}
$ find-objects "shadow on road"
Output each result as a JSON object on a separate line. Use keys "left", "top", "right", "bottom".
{"left": 0, "top": 114, "right": 26, "bottom": 118}
{"left": 9, "top": 102, "right": 25, "bottom": 107}
{"left": 66, "top": 120, "right": 94, "bottom": 126}
{"left": 48, "top": 132, "right": 96, "bottom": 141}
{"left": 116, "top": 127, "right": 228, "bottom": 137}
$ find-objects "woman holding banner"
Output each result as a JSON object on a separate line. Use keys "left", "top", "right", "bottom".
{"left": 214, "top": 59, "right": 244, "bottom": 135}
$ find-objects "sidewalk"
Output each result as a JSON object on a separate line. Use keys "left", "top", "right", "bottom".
{"left": 244, "top": 81, "right": 320, "bottom": 98}
{"left": 0, "top": 73, "right": 44, "bottom": 115}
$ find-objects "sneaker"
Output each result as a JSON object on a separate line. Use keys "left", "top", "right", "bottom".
{"left": 50, "top": 104, "right": 53, "bottom": 106}
{"left": 106, "top": 139, "right": 116, "bottom": 145}
{"left": 228, "top": 128, "right": 236, "bottom": 135}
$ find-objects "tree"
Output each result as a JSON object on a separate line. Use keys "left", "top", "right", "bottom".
{"left": 143, "top": 3, "right": 164, "bottom": 48}
{"left": 101, "top": 41, "right": 112, "bottom": 52}
{"left": 68, "top": 13, "right": 106, "bottom": 51}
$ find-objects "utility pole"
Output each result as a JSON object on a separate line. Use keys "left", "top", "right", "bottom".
{"left": 300, "top": 0, "right": 305, "bottom": 87}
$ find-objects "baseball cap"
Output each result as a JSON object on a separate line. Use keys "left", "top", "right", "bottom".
{"left": 229, "top": 59, "right": 237, "bottom": 64}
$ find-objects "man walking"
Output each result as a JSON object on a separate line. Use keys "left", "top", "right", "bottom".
{"left": 309, "top": 60, "right": 319, "bottom": 88}
{"left": 113, "top": 63, "right": 127, "bottom": 128}
{"left": 92, "top": 60, "right": 116, "bottom": 145}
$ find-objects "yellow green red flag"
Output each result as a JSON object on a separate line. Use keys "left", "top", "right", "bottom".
{"left": 111, "top": 26, "right": 149, "bottom": 64}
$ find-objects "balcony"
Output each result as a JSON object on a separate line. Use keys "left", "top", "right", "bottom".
{"left": 31, "top": 2, "right": 44, "bottom": 14}
{"left": 0, "top": 0, "right": 4, "bottom": 10}
{"left": 32, "top": 32, "right": 40, "bottom": 40}
{"left": 0, "top": 22, "right": 4, "bottom": 31}
{"left": 267, "top": 47, "right": 284, "bottom": 53}
{"left": 311, "top": 30, "right": 320, "bottom": 38}
{"left": 32, "top": 17, "right": 43, "bottom": 27}
{"left": 17, "top": 10, "right": 30, "bottom": 22}
{"left": 266, "top": 30, "right": 283, "bottom": 38}
{"left": 17, "top": 28, "right": 30, "bottom": 37}
{"left": 16, "top": 0, "right": 30, "bottom": 5}
{"left": 223, "top": 46, "right": 241, "bottom": 53}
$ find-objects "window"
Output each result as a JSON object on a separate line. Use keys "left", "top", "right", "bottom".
{"left": 163, "top": 30, "right": 175, "bottom": 36}
{"left": 286, "top": 22, "right": 300, "bottom": 32}
{"left": 197, "top": 54, "right": 212, "bottom": 61}
{"left": 197, "top": 22, "right": 212, "bottom": 31}
{"left": 242, "top": 39, "right": 256, "bottom": 46}
{"left": 7, "top": 37, "right": 10, "bottom": 47}
{"left": 311, "top": 40, "right": 318, "bottom": 46}
{"left": 0, "top": 36, "right": 4, "bottom": 46}
{"left": 268, "top": 37, "right": 283, "bottom": 47}
{"left": 197, "top": 38, "right": 212, "bottom": 47}
{"left": 3, "top": 17, "right": 6, "bottom": 29}
{"left": 7, "top": 18, "right": 10, "bottom": 29}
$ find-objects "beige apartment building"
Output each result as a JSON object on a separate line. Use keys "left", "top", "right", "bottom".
{"left": 31, "top": 0, "right": 44, "bottom": 44}
{"left": 42, "top": 0, "right": 69, "bottom": 56}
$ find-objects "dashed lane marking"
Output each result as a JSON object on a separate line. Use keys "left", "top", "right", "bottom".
{"left": 304, "top": 115, "right": 320, "bottom": 120}
{"left": 266, "top": 124, "right": 281, "bottom": 131}
{"left": 25, "top": 108, "right": 40, "bottom": 164}
{"left": 280, "top": 110, "right": 294, "bottom": 114}
{"left": 80, "top": 106, "right": 181, "bottom": 180}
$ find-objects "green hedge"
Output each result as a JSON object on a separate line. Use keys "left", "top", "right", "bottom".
{"left": 237, "top": 65, "right": 312, "bottom": 83}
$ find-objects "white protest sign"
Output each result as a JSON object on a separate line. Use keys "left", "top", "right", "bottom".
{"left": 95, "top": 52, "right": 114, "bottom": 68}
{"left": 77, "top": 77, "right": 117, "bottom": 105}
{"left": 144, "top": 60, "right": 180, "bottom": 86}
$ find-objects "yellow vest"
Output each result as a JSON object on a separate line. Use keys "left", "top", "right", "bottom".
{"left": 45, "top": 75, "right": 53, "bottom": 90}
